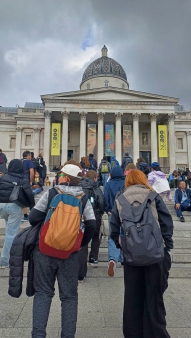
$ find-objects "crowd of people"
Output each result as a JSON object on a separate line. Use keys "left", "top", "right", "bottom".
{"left": 0, "top": 148, "right": 191, "bottom": 337}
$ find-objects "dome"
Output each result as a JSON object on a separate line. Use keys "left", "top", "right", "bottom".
{"left": 81, "top": 45, "right": 128, "bottom": 87}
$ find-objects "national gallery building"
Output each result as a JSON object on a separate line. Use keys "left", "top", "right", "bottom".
{"left": 0, "top": 45, "right": 191, "bottom": 173}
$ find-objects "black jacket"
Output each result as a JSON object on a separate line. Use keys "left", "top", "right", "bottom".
{"left": 79, "top": 177, "right": 104, "bottom": 215}
{"left": 110, "top": 192, "right": 173, "bottom": 251}
{"left": 8, "top": 223, "right": 41, "bottom": 298}
{"left": 0, "top": 159, "right": 35, "bottom": 208}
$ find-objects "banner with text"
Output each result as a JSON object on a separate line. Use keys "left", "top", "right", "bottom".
{"left": 123, "top": 125, "right": 133, "bottom": 156}
{"left": 105, "top": 124, "right": 115, "bottom": 157}
{"left": 87, "top": 124, "right": 97, "bottom": 156}
{"left": 158, "top": 125, "right": 168, "bottom": 157}
{"left": 51, "top": 123, "right": 61, "bottom": 156}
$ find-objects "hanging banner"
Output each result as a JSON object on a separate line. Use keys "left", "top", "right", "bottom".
{"left": 105, "top": 124, "right": 115, "bottom": 156}
{"left": 123, "top": 125, "right": 133, "bottom": 156}
{"left": 51, "top": 123, "right": 61, "bottom": 156}
{"left": 158, "top": 125, "right": 168, "bottom": 157}
{"left": 87, "top": 124, "right": 97, "bottom": 156}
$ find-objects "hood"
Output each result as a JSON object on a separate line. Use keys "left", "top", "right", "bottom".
{"left": 111, "top": 156, "right": 116, "bottom": 161}
{"left": 111, "top": 166, "right": 124, "bottom": 179}
{"left": 153, "top": 170, "right": 166, "bottom": 179}
{"left": 8, "top": 159, "right": 24, "bottom": 175}
{"left": 79, "top": 177, "right": 96, "bottom": 190}
{"left": 55, "top": 185, "right": 84, "bottom": 197}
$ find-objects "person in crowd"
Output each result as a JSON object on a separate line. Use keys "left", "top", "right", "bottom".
{"left": 88, "top": 153, "right": 97, "bottom": 171}
{"left": 136, "top": 157, "right": 150, "bottom": 176}
{"left": 29, "top": 163, "right": 96, "bottom": 338}
{"left": 124, "top": 163, "right": 136, "bottom": 176}
{"left": 148, "top": 162, "right": 172, "bottom": 201}
{"left": 110, "top": 169, "right": 173, "bottom": 338}
{"left": 0, "top": 172, "right": 4, "bottom": 177}
{"left": 104, "top": 166, "right": 125, "bottom": 277}
{"left": 98, "top": 156, "right": 111, "bottom": 187}
{"left": 78, "top": 170, "right": 104, "bottom": 282}
{"left": 174, "top": 180, "right": 191, "bottom": 222}
{"left": 37, "top": 161, "right": 47, "bottom": 186}
{"left": 110, "top": 155, "right": 119, "bottom": 169}
{"left": 168, "top": 170, "right": 181, "bottom": 189}
{"left": 0, "top": 159, "right": 35, "bottom": 268}
{"left": 80, "top": 156, "right": 85, "bottom": 169}
{"left": 0, "top": 149, "right": 8, "bottom": 174}
{"left": 182, "top": 167, "right": 191, "bottom": 188}
{"left": 22, "top": 151, "right": 34, "bottom": 221}
{"left": 32, "top": 171, "right": 43, "bottom": 195}
{"left": 121, "top": 152, "right": 133, "bottom": 172}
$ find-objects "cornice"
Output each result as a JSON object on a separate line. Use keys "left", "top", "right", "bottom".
{"left": 43, "top": 98, "right": 177, "bottom": 106}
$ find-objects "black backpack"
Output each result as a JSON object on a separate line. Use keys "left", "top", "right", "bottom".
{"left": 123, "top": 156, "right": 133, "bottom": 169}
{"left": 117, "top": 191, "right": 164, "bottom": 266}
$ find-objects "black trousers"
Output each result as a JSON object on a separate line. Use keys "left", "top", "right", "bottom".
{"left": 123, "top": 249, "right": 171, "bottom": 338}
{"left": 78, "top": 213, "right": 102, "bottom": 278}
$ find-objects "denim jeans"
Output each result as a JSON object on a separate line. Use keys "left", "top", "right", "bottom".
{"left": 0, "top": 203, "right": 22, "bottom": 266}
{"left": 175, "top": 204, "right": 191, "bottom": 218}
{"left": 108, "top": 214, "right": 123, "bottom": 263}
{"left": 101, "top": 173, "right": 109, "bottom": 187}
{"left": 33, "top": 187, "right": 43, "bottom": 195}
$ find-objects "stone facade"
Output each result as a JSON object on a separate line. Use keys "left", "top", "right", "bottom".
{"left": 0, "top": 46, "right": 191, "bottom": 173}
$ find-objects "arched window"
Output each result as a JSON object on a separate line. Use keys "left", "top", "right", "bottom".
{"left": 104, "top": 80, "right": 109, "bottom": 87}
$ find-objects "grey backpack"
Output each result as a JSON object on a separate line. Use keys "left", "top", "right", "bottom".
{"left": 117, "top": 191, "right": 164, "bottom": 266}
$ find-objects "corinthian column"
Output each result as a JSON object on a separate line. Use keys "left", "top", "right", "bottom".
{"left": 61, "top": 111, "right": 70, "bottom": 165}
{"left": 168, "top": 113, "right": 176, "bottom": 172}
{"left": 43, "top": 110, "right": 52, "bottom": 172}
{"left": 33, "top": 128, "right": 40, "bottom": 158}
{"left": 97, "top": 112, "right": 105, "bottom": 164}
{"left": 150, "top": 112, "right": 159, "bottom": 163}
{"left": 132, "top": 112, "right": 141, "bottom": 163}
{"left": 115, "top": 112, "right": 123, "bottom": 164}
{"left": 79, "top": 111, "right": 87, "bottom": 160}
{"left": 15, "top": 127, "right": 22, "bottom": 159}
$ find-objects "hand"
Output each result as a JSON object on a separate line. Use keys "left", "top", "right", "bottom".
{"left": 108, "top": 212, "right": 111, "bottom": 215}
{"left": 175, "top": 203, "right": 180, "bottom": 209}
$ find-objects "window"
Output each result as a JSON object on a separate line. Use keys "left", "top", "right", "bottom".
{"left": 25, "top": 135, "right": 32, "bottom": 146}
{"left": 10, "top": 137, "right": 16, "bottom": 149}
{"left": 104, "top": 80, "right": 108, "bottom": 87}
{"left": 177, "top": 138, "right": 183, "bottom": 150}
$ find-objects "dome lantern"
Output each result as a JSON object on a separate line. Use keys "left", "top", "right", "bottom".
{"left": 101, "top": 45, "right": 108, "bottom": 57}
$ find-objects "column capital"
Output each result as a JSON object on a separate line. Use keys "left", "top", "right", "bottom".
{"left": 132, "top": 112, "right": 141, "bottom": 121}
{"left": 186, "top": 131, "right": 191, "bottom": 136}
{"left": 149, "top": 112, "right": 159, "bottom": 121}
{"left": 168, "top": 113, "right": 176, "bottom": 121}
{"left": 16, "top": 127, "right": 22, "bottom": 132}
{"left": 61, "top": 110, "right": 70, "bottom": 119}
{"left": 44, "top": 110, "right": 52, "bottom": 119}
{"left": 79, "top": 111, "right": 87, "bottom": 120}
{"left": 115, "top": 112, "right": 123, "bottom": 121}
{"left": 33, "top": 127, "right": 41, "bottom": 132}
{"left": 97, "top": 112, "right": 105, "bottom": 121}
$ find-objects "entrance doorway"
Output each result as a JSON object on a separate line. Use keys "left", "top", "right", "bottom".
{"left": 139, "top": 151, "right": 151, "bottom": 165}
{"left": 68, "top": 150, "right": 73, "bottom": 160}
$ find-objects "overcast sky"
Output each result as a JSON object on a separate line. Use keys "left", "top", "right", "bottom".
{"left": 0, "top": 0, "right": 191, "bottom": 108}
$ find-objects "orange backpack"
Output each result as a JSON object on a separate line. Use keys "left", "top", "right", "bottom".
{"left": 39, "top": 188, "right": 87, "bottom": 259}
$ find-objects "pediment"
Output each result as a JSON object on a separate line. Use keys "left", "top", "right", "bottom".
{"left": 41, "top": 87, "right": 179, "bottom": 104}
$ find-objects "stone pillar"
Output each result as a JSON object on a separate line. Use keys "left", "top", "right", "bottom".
{"left": 115, "top": 112, "right": 123, "bottom": 164}
{"left": 79, "top": 111, "right": 87, "bottom": 160}
{"left": 150, "top": 113, "right": 159, "bottom": 163}
{"left": 132, "top": 112, "right": 141, "bottom": 162}
{"left": 33, "top": 128, "right": 40, "bottom": 158}
{"left": 15, "top": 127, "right": 22, "bottom": 159}
{"left": 186, "top": 131, "right": 191, "bottom": 169}
{"left": 43, "top": 110, "right": 52, "bottom": 172}
{"left": 168, "top": 113, "right": 176, "bottom": 172}
{"left": 97, "top": 112, "right": 105, "bottom": 164}
{"left": 61, "top": 110, "right": 70, "bottom": 165}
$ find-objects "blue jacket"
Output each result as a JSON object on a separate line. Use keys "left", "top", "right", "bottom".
{"left": 174, "top": 188, "right": 191, "bottom": 204}
{"left": 104, "top": 166, "right": 125, "bottom": 213}
{"left": 111, "top": 156, "right": 119, "bottom": 166}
